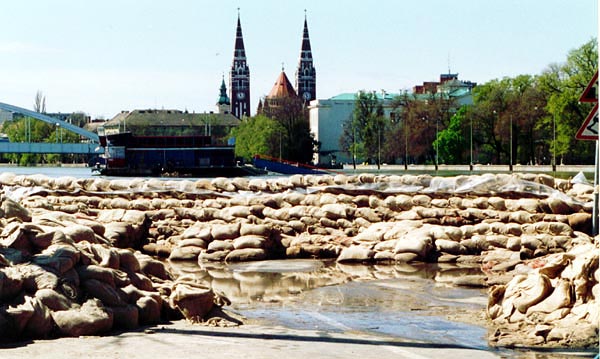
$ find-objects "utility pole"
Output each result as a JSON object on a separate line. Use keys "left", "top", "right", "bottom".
{"left": 509, "top": 115, "right": 513, "bottom": 172}
{"left": 377, "top": 124, "right": 381, "bottom": 170}
{"left": 352, "top": 125, "right": 356, "bottom": 170}
{"left": 470, "top": 114, "right": 473, "bottom": 171}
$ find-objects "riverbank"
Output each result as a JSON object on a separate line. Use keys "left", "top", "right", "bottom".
{"left": 344, "top": 164, "right": 596, "bottom": 178}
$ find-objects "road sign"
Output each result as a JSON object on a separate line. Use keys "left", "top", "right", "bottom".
{"left": 576, "top": 103, "right": 599, "bottom": 140}
{"left": 579, "top": 70, "right": 598, "bottom": 103}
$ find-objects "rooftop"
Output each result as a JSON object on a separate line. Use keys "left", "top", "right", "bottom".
{"left": 267, "top": 71, "right": 297, "bottom": 98}
{"left": 105, "top": 109, "right": 241, "bottom": 128}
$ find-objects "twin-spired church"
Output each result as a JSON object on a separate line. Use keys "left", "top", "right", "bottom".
{"left": 218, "top": 13, "right": 316, "bottom": 118}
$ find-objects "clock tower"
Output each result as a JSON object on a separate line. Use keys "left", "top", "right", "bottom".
{"left": 230, "top": 12, "right": 251, "bottom": 118}
{"left": 295, "top": 13, "right": 316, "bottom": 106}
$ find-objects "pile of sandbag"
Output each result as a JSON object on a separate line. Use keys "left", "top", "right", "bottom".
{"left": 10, "top": 173, "right": 593, "bottom": 268}
{"left": 0, "top": 196, "right": 222, "bottom": 341}
{"left": 1, "top": 171, "right": 598, "bottom": 347}
{"left": 487, "top": 239, "right": 598, "bottom": 348}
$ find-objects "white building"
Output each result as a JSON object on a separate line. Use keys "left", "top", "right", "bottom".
{"left": 308, "top": 74, "right": 475, "bottom": 166}
{"left": 308, "top": 92, "right": 397, "bottom": 166}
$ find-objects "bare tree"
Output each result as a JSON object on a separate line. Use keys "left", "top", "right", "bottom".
{"left": 34, "top": 90, "right": 46, "bottom": 113}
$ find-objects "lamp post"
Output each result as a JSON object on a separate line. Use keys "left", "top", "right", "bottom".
{"left": 509, "top": 115, "right": 513, "bottom": 172}
{"left": 552, "top": 113, "right": 556, "bottom": 173}
{"left": 470, "top": 114, "right": 473, "bottom": 171}
{"left": 435, "top": 117, "right": 439, "bottom": 172}
{"left": 55, "top": 123, "right": 59, "bottom": 143}
{"left": 352, "top": 125, "right": 356, "bottom": 170}
{"left": 377, "top": 124, "right": 381, "bottom": 171}
{"left": 404, "top": 118, "right": 408, "bottom": 170}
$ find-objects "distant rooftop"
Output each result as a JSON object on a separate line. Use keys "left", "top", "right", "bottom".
{"left": 105, "top": 109, "right": 241, "bottom": 128}
{"left": 329, "top": 92, "right": 398, "bottom": 101}
{"left": 267, "top": 71, "right": 297, "bottom": 98}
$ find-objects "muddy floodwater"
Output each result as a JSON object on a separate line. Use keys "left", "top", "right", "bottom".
{"left": 168, "top": 259, "right": 595, "bottom": 359}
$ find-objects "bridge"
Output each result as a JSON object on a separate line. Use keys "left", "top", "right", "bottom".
{"left": 0, "top": 102, "right": 102, "bottom": 155}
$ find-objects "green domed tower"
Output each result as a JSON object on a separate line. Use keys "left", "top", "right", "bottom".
{"left": 217, "top": 76, "right": 231, "bottom": 114}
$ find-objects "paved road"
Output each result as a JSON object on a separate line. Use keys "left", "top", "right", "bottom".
{"left": 0, "top": 321, "right": 502, "bottom": 359}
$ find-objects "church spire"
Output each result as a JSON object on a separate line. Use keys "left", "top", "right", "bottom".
{"left": 217, "top": 76, "right": 230, "bottom": 105}
{"left": 296, "top": 11, "right": 316, "bottom": 105}
{"left": 301, "top": 11, "right": 312, "bottom": 54}
{"left": 230, "top": 9, "right": 251, "bottom": 118}
{"left": 234, "top": 10, "right": 246, "bottom": 60}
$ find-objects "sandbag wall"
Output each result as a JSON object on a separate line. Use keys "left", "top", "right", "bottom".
{"left": 7, "top": 172, "right": 593, "bottom": 266}
{"left": 0, "top": 182, "right": 222, "bottom": 340}
{"left": 0, "top": 171, "right": 597, "bottom": 347}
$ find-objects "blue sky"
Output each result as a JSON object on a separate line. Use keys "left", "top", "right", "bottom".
{"left": 0, "top": 0, "right": 596, "bottom": 119}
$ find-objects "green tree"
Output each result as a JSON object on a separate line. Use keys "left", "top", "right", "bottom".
{"left": 434, "top": 106, "right": 467, "bottom": 164}
{"left": 339, "top": 114, "right": 360, "bottom": 169}
{"left": 342, "top": 91, "right": 386, "bottom": 169}
{"left": 231, "top": 115, "right": 286, "bottom": 162}
{"left": 262, "top": 96, "right": 317, "bottom": 163}
{"left": 538, "top": 38, "right": 597, "bottom": 164}
{"left": 387, "top": 91, "right": 452, "bottom": 165}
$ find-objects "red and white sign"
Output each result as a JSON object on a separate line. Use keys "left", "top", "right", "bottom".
{"left": 579, "top": 70, "right": 598, "bottom": 103}
{"left": 576, "top": 103, "right": 599, "bottom": 140}
{"left": 576, "top": 71, "right": 599, "bottom": 141}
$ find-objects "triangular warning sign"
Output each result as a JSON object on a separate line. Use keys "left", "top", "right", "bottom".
{"left": 579, "top": 70, "right": 598, "bottom": 103}
{"left": 576, "top": 103, "right": 599, "bottom": 140}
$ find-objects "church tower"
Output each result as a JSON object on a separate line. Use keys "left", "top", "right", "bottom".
{"left": 230, "top": 12, "right": 251, "bottom": 118}
{"left": 216, "top": 75, "right": 231, "bottom": 114}
{"left": 295, "top": 12, "right": 316, "bottom": 106}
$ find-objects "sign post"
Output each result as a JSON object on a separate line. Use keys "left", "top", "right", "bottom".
{"left": 575, "top": 70, "right": 599, "bottom": 235}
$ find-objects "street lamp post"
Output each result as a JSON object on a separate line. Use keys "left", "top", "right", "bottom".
{"left": 377, "top": 124, "right": 381, "bottom": 171}
{"left": 552, "top": 113, "right": 557, "bottom": 173}
{"left": 404, "top": 119, "right": 408, "bottom": 171}
{"left": 470, "top": 115, "right": 473, "bottom": 171}
{"left": 509, "top": 115, "right": 513, "bottom": 172}
{"left": 352, "top": 125, "right": 356, "bottom": 170}
{"left": 435, "top": 117, "right": 439, "bottom": 172}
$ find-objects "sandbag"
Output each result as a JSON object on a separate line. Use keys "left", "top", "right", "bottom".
{"left": 33, "top": 244, "right": 80, "bottom": 274}
{"left": 82, "top": 279, "right": 128, "bottom": 307}
{"left": 51, "top": 299, "right": 113, "bottom": 337}
{"left": 126, "top": 271, "right": 154, "bottom": 292}
{"left": 22, "top": 296, "right": 54, "bottom": 338}
{"left": 207, "top": 240, "right": 234, "bottom": 253}
{"left": 225, "top": 248, "right": 266, "bottom": 262}
{"left": 109, "top": 304, "right": 139, "bottom": 329}
{"left": 21, "top": 264, "right": 60, "bottom": 292}
{"left": 136, "top": 296, "right": 162, "bottom": 324}
{"left": 1, "top": 197, "right": 31, "bottom": 222}
{"left": 62, "top": 225, "right": 97, "bottom": 243}
{"left": 116, "top": 248, "right": 140, "bottom": 272}
{"left": 76, "top": 242, "right": 120, "bottom": 269}
{"left": 0, "top": 267, "right": 23, "bottom": 300}
{"left": 233, "top": 235, "right": 267, "bottom": 250}
{"left": 211, "top": 223, "right": 240, "bottom": 240}
{"left": 135, "top": 253, "right": 171, "bottom": 280}
{"left": 337, "top": 246, "right": 374, "bottom": 262}
{"left": 35, "top": 288, "right": 73, "bottom": 311}
{"left": 169, "top": 283, "right": 214, "bottom": 323}
{"left": 168, "top": 246, "right": 202, "bottom": 261}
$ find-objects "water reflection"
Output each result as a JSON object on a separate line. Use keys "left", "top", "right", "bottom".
{"left": 167, "top": 259, "right": 485, "bottom": 305}
{"left": 166, "top": 260, "right": 594, "bottom": 357}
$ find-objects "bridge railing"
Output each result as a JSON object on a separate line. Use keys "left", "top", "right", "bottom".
{"left": 0, "top": 142, "right": 102, "bottom": 154}
{"left": 0, "top": 102, "right": 100, "bottom": 143}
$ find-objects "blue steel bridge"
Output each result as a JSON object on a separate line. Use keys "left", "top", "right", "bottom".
{"left": 0, "top": 102, "right": 102, "bottom": 155}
